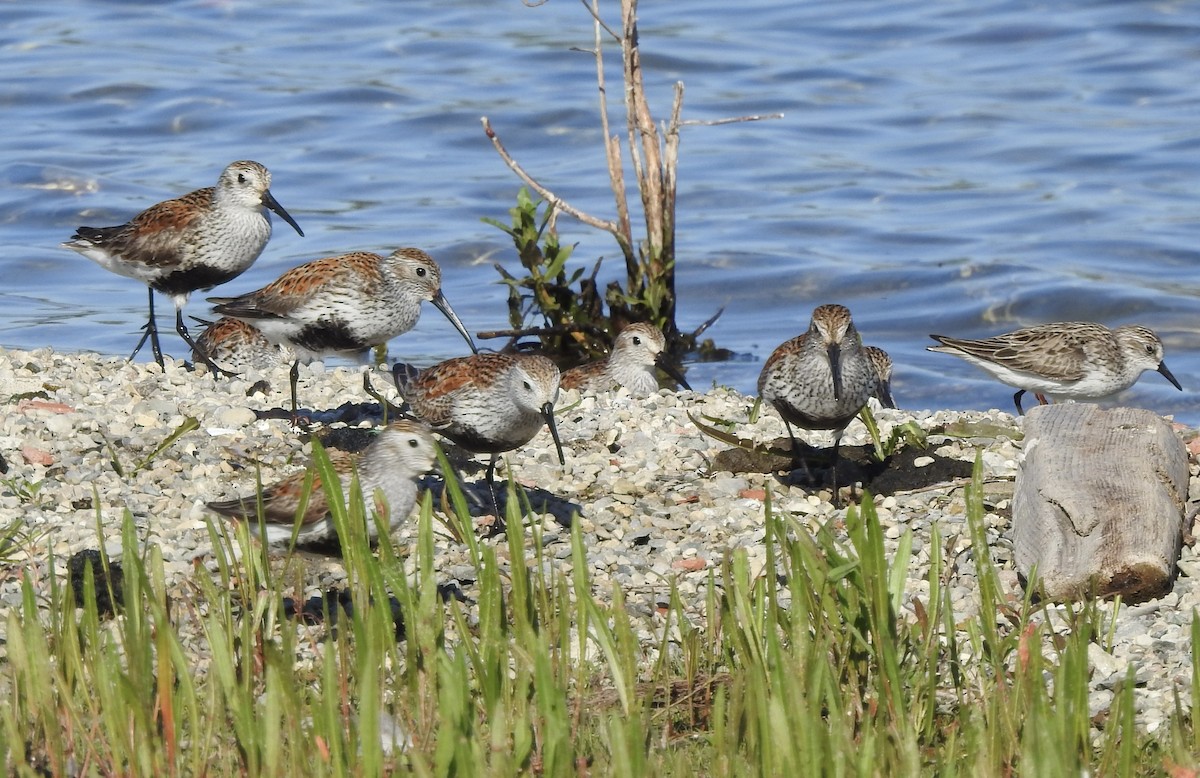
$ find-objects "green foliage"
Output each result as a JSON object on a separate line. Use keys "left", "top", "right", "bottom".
{"left": 483, "top": 188, "right": 608, "bottom": 364}
{"left": 103, "top": 415, "right": 200, "bottom": 478}
{"left": 485, "top": 187, "right": 707, "bottom": 371}
{"left": 859, "top": 404, "right": 929, "bottom": 462}
{"left": 0, "top": 476, "right": 44, "bottom": 508}
{"left": 0, "top": 456, "right": 1194, "bottom": 773}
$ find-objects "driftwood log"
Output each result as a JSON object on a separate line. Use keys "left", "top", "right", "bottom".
{"left": 1012, "top": 404, "right": 1189, "bottom": 603}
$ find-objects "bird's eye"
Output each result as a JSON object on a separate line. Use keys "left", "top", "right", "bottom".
{"left": 416, "top": 267, "right": 426, "bottom": 277}
{"left": 408, "top": 438, "right": 420, "bottom": 448}
{"left": 1146, "top": 344, "right": 1155, "bottom": 355}
{"left": 237, "top": 173, "right": 247, "bottom": 184}
{"left": 632, "top": 336, "right": 642, "bottom": 345}
{"left": 523, "top": 380, "right": 532, "bottom": 391}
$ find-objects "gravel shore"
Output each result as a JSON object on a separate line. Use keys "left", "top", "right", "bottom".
{"left": 1, "top": 346, "right": 1198, "bottom": 734}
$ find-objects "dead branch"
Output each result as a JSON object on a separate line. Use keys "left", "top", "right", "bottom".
{"left": 590, "top": 0, "right": 636, "bottom": 277}
{"left": 476, "top": 324, "right": 610, "bottom": 341}
{"left": 480, "top": 116, "right": 633, "bottom": 259}
{"left": 579, "top": 0, "right": 620, "bottom": 42}
{"left": 622, "top": 0, "right": 664, "bottom": 270}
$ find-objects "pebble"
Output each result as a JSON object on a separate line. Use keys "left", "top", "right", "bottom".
{"left": 0, "top": 348, "right": 1195, "bottom": 736}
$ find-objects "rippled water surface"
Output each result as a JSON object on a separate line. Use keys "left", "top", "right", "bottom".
{"left": 3, "top": 0, "right": 1200, "bottom": 422}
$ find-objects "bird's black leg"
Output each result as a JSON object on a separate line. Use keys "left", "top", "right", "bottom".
{"left": 174, "top": 307, "right": 232, "bottom": 378}
{"left": 1012, "top": 389, "right": 1026, "bottom": 416}
{"left": 128, "top": 288, "right": 165, "bottom": 368}
{"left": 482, "top": 455, "right": 509, "bottom": 538}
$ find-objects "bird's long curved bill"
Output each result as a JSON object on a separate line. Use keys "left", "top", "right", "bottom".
{"left": 263, "top": 189, "right": 305, "bottom": 237}
{"left": 541, "top": 402, "right": 566, "bottom": 466}
{"left": 432, "top": 291, "right": 478, "bottom": 354}
{"left": 1158, "top": 361, "right": 1183, "bottom": 391}
{"left": 655, "top": 355, "right": 692, "bottom": 391}
{"left": 827, "top": 343, "right": 842, "bottom": 401}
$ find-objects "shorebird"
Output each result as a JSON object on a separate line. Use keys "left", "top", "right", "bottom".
{"left": 210, "top": 247, "right": 477, "bottom": 414}
{"left": 863, "top": 345, "right": 896, "bottom": 409}
{"left": 560, "top": 322, "right": 690, "bottom": 395}
{"left": 758, "top": 304, "right": 877, "bottom": 504}
{"left": 208, "top": 420, "right": 438, "bottom": 546}
{"left": 393, "top": 352, "right": 564, "bottom": 519}
{"left": 928, "top": 322, "right": 1182, "bottom": 415}
{"left": 192, "top": 317, "right": 294, "bottom": 373}
{"left": 63, "top": 160, "right": 303, "bottom": 372}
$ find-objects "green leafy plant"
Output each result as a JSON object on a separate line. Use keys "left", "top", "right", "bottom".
{"left": 0, "top": 476, "right": 44, "bottom": 507}
{"left": 859, "top": 405, "right": 929, "bottom": 462}
{"left": 103, "top": 416, "right": 199, "bottom": 477}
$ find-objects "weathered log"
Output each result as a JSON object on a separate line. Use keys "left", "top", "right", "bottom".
{"left": 1012, "top": 404, "right": 1189, "bottom": 602}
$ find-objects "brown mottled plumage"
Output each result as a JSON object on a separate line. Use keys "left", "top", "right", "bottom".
{"left": 63, "top": 160, "right": 303, "bottom": 371}
{"left": 393, "top": 352, "right": 564, "bottom": 497}
{"left": 928, "top": 322, "right": 1181, "bottom": 415}
{"left": 208, "top": 420, "right": 438, "bottom": 546}
{"left": 210, "top": 248, "right": 477, "bottom": 413}
{"left": 192, "top": 317, "right": 294, "bottom": 373}
{"left": 560, "top": 322, "right": 688, "bottom": 395}
{"left": 863, "top": 345, "right": 896, "bottom": 409}
{"left": 758, "top": 304, "right": 877, "bottom": 504}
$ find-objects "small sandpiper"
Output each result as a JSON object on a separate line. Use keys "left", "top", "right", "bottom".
{"left": 63, "top": 160, "right": 303, "bottom": 373}
{"left": 560, "top": 322, "right": 690, "bottom": 396}
{"left": 393, "top": 351, "right": 564, "bottom": 520}
{"left": 207, "top": 420, "right": 438, "bottom": 546}
{"left": 210, "top": 247, "right": 477, "bottom": 414}
{"left": 927, "top": 321, "right": 1182, "bottom": 415}
{"left": 192, "top": 317, "right": 295, "bottom": 374}
{"left": 758, "top": 304, "right": 877, "bottom": 505}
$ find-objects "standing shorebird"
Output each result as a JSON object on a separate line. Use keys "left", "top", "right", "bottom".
{"left": 560, "top": 322, "right": 690, "bottom": 396}
{"left": 758, "top": 304, "right": 877, "bottom": 504}
{"left": 393, "top": 352, "right": 565, "bottom": 520}
{"left": 210, "top": 248, "right": 477, "bottom": 414}
{"left": 207, "top": 420, "right": 438, "bottom": 546}
{"left": 62, "top": 160, "right": 303, "bottom": 372}
{"left": 928, "top": 322, "right": 1182, "bottom": 415}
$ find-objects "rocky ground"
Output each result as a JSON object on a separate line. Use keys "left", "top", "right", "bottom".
{"left": 0, "top": 346, "right": 1198, "bottom": 734}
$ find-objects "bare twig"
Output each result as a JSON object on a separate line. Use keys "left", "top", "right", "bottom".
{"left": 590, "top": 0, "right": 635, "bottom": 276}
{"left": 476, "top": 324, "right": 610, "bottom": 341}
{"left": 579, "top": 0, "right": 620, "bottom": 42}
{"left": 622, "top": 0, "right": 661, "bottom": 267}
{"left": 480, "top": 116, "right": 632, "bottom": 258}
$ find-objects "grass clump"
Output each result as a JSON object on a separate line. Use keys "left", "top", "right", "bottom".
{"left": 0, "top": 454, "right": 1195, "bottom": 774}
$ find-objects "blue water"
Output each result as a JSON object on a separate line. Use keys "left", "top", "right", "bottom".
{"left": 3, "top": 0, "right": 1200, "bottom": 423}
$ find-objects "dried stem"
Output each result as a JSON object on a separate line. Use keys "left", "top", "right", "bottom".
{"left": 480, "top": 116, "right": 631, "bottom": 255}
{"left": 590, "top": 0, "right": 635, "bottom": 278}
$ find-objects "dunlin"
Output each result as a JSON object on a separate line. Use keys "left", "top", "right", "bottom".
{"left": 927, "top": 322, "right": 1182, "bottom": 415}
{"left": 63, "top": 160, "right": 303, "bottom": 372}
{"left": 393, "top": 352, "right": 564, "bottom": 512}
{"left": 758, "top": 304, "right": 877, "bottom": 504}
{"left": 207, "top": 420, "right": 438, "bottom": 546}
{"left": 192, "top": 317, "right": 294, "bottom": 373}
{"left": 560, "top": 322, "right": 690, "bottom": 396}
{"left": 863, "top": 345, "right": 897, "bottom": 409}
{"left": 210, "top": 248, "right": 477, "bottom": 414}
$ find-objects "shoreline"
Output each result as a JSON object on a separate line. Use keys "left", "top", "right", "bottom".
{"left": 0, "top": 345, "right": 1197, "bottom": 734}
